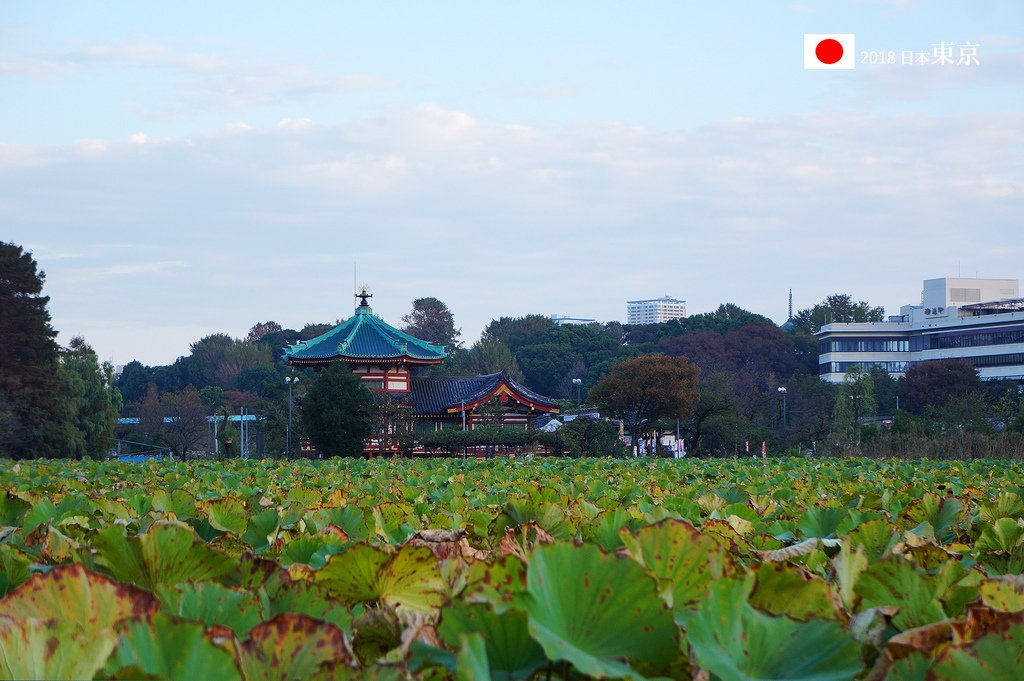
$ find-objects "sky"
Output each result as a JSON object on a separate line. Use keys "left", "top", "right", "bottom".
{"left": 2, "top": 1, "right": 1022, "bottom": 366}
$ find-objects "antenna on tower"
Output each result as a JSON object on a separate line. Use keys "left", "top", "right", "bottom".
{"left": 788, "top": 288, "right": 793, "bottom": 320}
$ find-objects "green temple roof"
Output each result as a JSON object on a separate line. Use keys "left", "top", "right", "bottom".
{"left": 283, "top": 301, "right": 447, "bottom": 366}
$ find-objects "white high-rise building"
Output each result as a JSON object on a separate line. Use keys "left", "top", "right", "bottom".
{"left": 626, "top": 296, "right": 687, "bottom": 325}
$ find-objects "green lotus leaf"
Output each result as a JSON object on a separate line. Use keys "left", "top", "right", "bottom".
{"left": 93, "top": 519, "right": 237, "bottom": 590}
{"left": 207, "top": 496, "right": 249, "bottom": 535}
{"left": 0, "top": 545, "right": 31, "bottom": 598}
{"left": 352, "top": 606, "right": 402, "bottom": 665}
{"left": 267, "top": 575, "right": 353, "bottom": 633}
{"left": 979, "top": 577, "right": 1024, "bottom": 612}
{"left": 278, "top": 534, "right": 347, "bottom": 569}
{"left": 750, "top": 563, "right": 841, "bottom": 620}
{"left": 104, "top": 612, "right": 241, "bottom": 681}
{"left": 157, "top": 581, "right": 266, "bottom": 635}
{"left": 855, "top": 560, "right": 946, "bottom": 631}
{"left": 979, "top": 492, "right": 1024, "bottom": 524}
{"left": 438, "top": 601, "right": 547, "bottom": 680}
{"left": 619, "top": 518, "right": 726, "bottom": 615}
{"left": 464, "top": 555, "right": 528, "bottom": 614}
{"left": 931, "top": 620, "right": 1024, "bottom": 680}
{"left": 152, "top": 488, "right": 199, "bottom": 519}
{"left": 846, "top": 519, "right": 896, "bottom": 561}
{"left": 0, "top": 615, "right": 117, "bottom": 681}
{"left": 238, "top": 614, "right": 353, "bottom": 681}
{"left": 0, "top": 563, "right": 158, "bottom": 630}
{"left": 315, "top": 543, "right": 389, "bottom": 604}
{"left": 373, "top": 502, "right": 415, "bottom": 544}
{"left": 242, "top": 508, "right": 281, "bottom": 553}
{"left": 684, "top": 576, "right": 862, "bottom": 681}
{"left": 903, "top": 493, "right": 963, "bottom": 544}
{"left": 0, "top": 491, "right": 30, "bottom": 527}
{"left": 456, "top": 632, "right": 491, "bottom": 681}
{"left": 495, "top": 501, "right": 574, "bottom": 541}
{"left": 798, "top": 507, "right": 848, "bottom": 539}
{"left": 520, "top": 542, "right": 678, "bottom": 679}
{"left": 884, "top": 651, "right": 930, "bottom": 681}
{"left": 305, "top": 506, "right": 369, "bottom": 541}
{"left": 316, "top": 544, "right": 444, "bottom": 614}
{"left": 975, "top": 517, "right": 1024, "bottom": 554}
{"left": 590, "top": 509, "right": 641, "bottom": 551}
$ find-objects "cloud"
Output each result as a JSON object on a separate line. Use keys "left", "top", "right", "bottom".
{"left": 3, "top": 40, "right": 393, "bottom": 113}
{"left": 2, "top": 104, "right": 1020, "bottom": 363}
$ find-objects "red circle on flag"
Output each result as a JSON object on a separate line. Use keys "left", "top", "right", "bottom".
{"left": 815, "top": 38, "right": 844, "bottom": 64}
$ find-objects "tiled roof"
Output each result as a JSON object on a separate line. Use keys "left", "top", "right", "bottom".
{"left": 283, "top": 306, "right": 447, "bottom": 364}
{"left": 409, "top": 371, "right": 559, "bottom": 415}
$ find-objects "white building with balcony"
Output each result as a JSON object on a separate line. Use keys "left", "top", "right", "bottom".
{"left": 817, "top": 277, "right": 1024, "bottom": 383}
{"left": 626, "top": 296, "right": 687, "bottom": 325}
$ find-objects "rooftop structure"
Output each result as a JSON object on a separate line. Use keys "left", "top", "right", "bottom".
{"left": 817, "top": 277, "right": 1024, "bottom": 383}
{"left": 550, "top": 314, "right": 597, "bottom": 326}
{"left": 626, "top": 295, "right": 687, "bottom": 325}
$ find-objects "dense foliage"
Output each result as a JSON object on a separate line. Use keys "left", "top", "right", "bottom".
{"left": 1, "top": 457, "right": 1024, "bottom": 678}
{"left": 300, "top": 365, "right": 377, "bottom": 457}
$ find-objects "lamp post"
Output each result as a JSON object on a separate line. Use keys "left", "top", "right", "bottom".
{"left": 777, "top": 386, "right": 787, "bottom": 430}
{"left": 285, "top": 376, "right": 300, "bottom": 458}
{"left": 572, "top": 378, "right": 582, "bottom": 411}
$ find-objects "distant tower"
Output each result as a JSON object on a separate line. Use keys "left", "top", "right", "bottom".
{"left": 788, "top": 289, "right": 793, "bottom": 321}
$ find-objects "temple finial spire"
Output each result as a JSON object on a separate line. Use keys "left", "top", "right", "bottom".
{"left": 356, "top": 285, "right": 372, "bottom": 308}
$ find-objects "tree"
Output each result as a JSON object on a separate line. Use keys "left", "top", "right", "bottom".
{"left": 484, "top": 315, "right": 555, "bottom": 351}
{"left": 138, "top": 382, "right": 163, "bottom": 437}
{"left": 442, "top": 338, "right": 524, "bottom": 381}
{"left": 300, "top": 323, "right": 333, "bottom": 340}
{"left": 301, "top": 364, "right": 376, "bottom": 457}
{"left": 114, "top": 360, "right": 152, "bottom": 404}
{"left": 560, "top": 417, "right": 628, "bottom": 458}
{"left": 900, "top": 359, "right": 984, "bottom": 416}
{"left": 589, "top": 354, "right": 700, "bottom": 455}
{"left": 247, "top": 321, "right": 282, "bottom": 343}
{"left": 402, "top": 297, "right": 461, "bottom": 349}
{"left": 0, "top": 242, "right": 70, "bottom": 458}
{"left": 163, "top": 386, "right": 208, "bottom": 457}
{"left": 59, "top": 337, "right": 122, "bottom": 459}
{"left": 833, "top": 366, "right": 876, "bottom": 439}
{"left": 791, "top": 294, "right": 885, "bottom": 334}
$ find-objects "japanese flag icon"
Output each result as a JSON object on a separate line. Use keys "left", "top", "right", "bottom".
{"left": 804, "top": 34, "right": 855, "bottom": 69}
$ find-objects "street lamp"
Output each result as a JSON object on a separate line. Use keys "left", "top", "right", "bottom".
{"left": 777, "top": 386, "right": 787, "bottom": 430}
{"left": 572, "top": 378, "right": 582, "bottom": 411}
{"left": 285, "top": 376, "right": 300, "bottom": 458}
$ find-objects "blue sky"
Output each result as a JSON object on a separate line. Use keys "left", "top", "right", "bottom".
{"left": 2, "top": 1, "right": 1022, "bottom": 365}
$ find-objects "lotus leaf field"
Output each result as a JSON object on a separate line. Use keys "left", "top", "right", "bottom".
{"left": 1, "top": 458, "right": 1024, "bottom": 680}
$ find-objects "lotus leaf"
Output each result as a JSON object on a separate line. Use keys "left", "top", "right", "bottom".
{"left": 0, "top": 563, "right": 158, "bottom": 630}
{"left": 749, "top": 563, "right": 841, "bottom": 620}
{"left": 104, "top": 612, "right": 241, "bottom": 681}
{"left": 237, "top": 614, "right": 353, "bottom": 681}
{"left": 932, "top": 620, "right": 1024, "bottom": 679}
{"left": 520, "top": 542, "right": 678, "bottom": 679}
{"left": 620, "top": 518, "right": 726, "bottom": 615}
{"left": 856, "top": 560, "right": 947, "bottom": 631}
{"left": 0, "top": 615, "right": 117, "bottom": 681}
{"left": 93, "top": 520, "right": 237, "bottom": 589}
{"left": 157, "top": 581, "right": 266, "bottom": 635}
{"left": 684, "top": 576, "right": 862, "bottom": 681}
{"left": 438, "top": 601, "right": 547, "bottom": 680}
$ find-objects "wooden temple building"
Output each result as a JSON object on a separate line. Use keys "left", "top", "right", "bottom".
{"left": 283, "top": 289, "right": 558, "bottom": 453}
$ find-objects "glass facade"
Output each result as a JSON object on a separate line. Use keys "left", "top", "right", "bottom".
{"left": 819, "top": 337, "right": 909, "bottom": 353}
{"left": 910, "top": 325, "right": 1024, "bottom": 351}
{"left": 820, "top": 361, "right": 910, "bottom": 375}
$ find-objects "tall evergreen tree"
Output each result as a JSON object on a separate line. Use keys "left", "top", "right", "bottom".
{"left": 59, "top": 337, "right": 122, "bottom": 459}
{"left": 300, "top": 364, "right": 376, "bottom": 457}
{"left": 0, "top": 242, "right": 70, "bottom": 458}
{"left": 402, "top": 297, "right": 461, "bottom": 349}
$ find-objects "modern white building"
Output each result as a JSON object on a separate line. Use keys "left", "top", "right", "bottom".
{"left": 817, "top": 277, "right": 1024, "bottom": 383}
{"left": 626, "top": 296, "right": 687, "bottom": 325}
{"left": 550, "top": 314, "right": 597, "bottom": 326}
